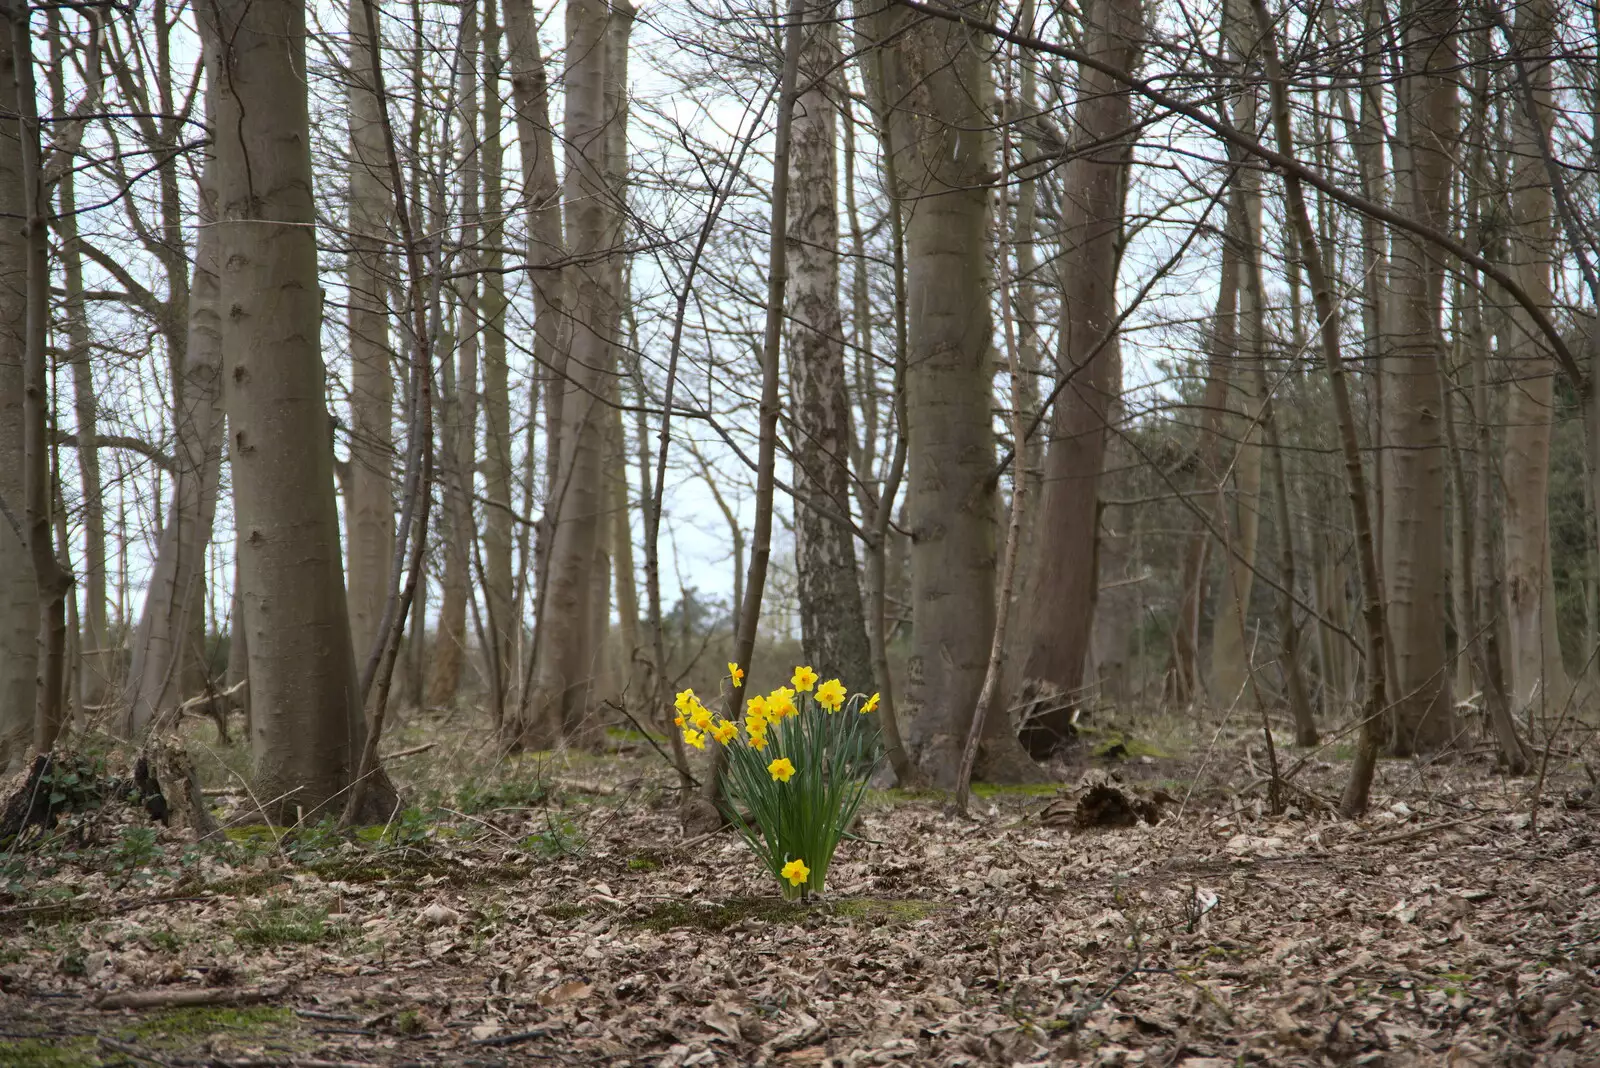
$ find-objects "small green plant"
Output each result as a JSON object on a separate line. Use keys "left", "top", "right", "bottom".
{"left": 453, "top": 778, "right": 548, "bottom": 814}
{"left": 520, "top": 814, "right": 586, "bottom": 857}
{"left": 234, "top": 898, "right": 342, "bottom": 947}
{"left": 111, "top": 826, "right": 161, "bottom": 876}
{"left": 685, "top": 665, "right": 879, "bottom": 901}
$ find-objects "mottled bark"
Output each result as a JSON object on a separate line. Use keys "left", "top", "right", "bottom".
{"left": 1013, "top": 0, "right": 1142, "bottom": 759}
{"left": 788, "top": 7, "right": 872, "bottom": 690}
{"left": 200, "top": 0, "right": 371, "bottom": 821}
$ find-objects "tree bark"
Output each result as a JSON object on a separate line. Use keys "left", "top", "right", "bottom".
{"left": 200, "top": 0, "right": 370, "bottom": 822}
{"left": 788, "top": 6, "right": 873, "bottom": 690}
{"left": 531, "top": 0, "right": 632, "bottom": 741}
{"left": 1381, "top": 0, "right": 1458, "bottom": 755}
{"left": 1012, "top": 0, "right": 1142, "bottom": 760}
{"left": 345, "top": 0, "right": 397, "bottom": 673}
{"left": 0, "top": 21, "right": 39, "bottom": 776}
{"left": 124, "top": 107, "right": 224, "bottom": 737}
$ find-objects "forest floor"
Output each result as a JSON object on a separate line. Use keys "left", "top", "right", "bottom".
{"left": 1, "top": 706, "right": 1597, "bottom": 1067}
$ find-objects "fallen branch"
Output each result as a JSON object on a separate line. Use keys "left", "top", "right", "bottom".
{"left": 96, "top": 983, "right": 286, "bottom": 1011}
{"left": 382, "top": 741, "right": 437, "bottom": 759}
{"left": 1347, "top": 814, "right": 1488, "bottom": 848}
{"left": 470, "top": 1027, "right": 552, "bottom": 1047}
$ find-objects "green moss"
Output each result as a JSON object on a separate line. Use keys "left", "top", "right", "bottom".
{"left": 633, "top": 897, "right": 807, "bottom": 932}
{"left": 971, "top": 782, "right": 1061, "bottom": 799}
{"left": 396, "top": 1009, "right": 427, "bottom": 1036}
{"left": 828, "top": 897, "right": 941, "bottom": 924}
{"left": 627, "top": 855, "right": 660, "bottom": 872}
{"left": 868, "top": 787, "right": 947, "bottom": 805}
{"left": 223, "top": 825, "right": 289, "bottom": 846}
{"left": 544, "top": 903, "right": 589, "bottom": 922}
{"left": 0, "top": 1037, "right": 97, "bottom": 1067}
{"left": 121, "top": 1006, "right": 292, "bottom": 1046}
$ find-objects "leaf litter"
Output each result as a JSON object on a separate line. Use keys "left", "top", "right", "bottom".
{"left": 0, "top": 724, "right": 1596, "bottom": 1066}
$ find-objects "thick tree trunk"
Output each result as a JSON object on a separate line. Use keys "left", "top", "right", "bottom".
{"left": 531, "top": 0, "right": 632, "bottom": 741}
{"left": 201, "top": 0, "right": 372, "bottom": 822}
{"left": 0, "top": 26, "right": 38, "bottom": 775}
{"left": 345, "top": 0, "right": 397, "bottom": 671}
{"left": 788, "top": 7, "right": 873, "bottom": 690}
{"left": 1013, "top": 0, "right": 1141, "bottom": 760}
{"left": 1382, "top": 0, "right": 1458, "bottom": 755}
{"left": 125, "top": 140, "right": 224, "bottom": 736}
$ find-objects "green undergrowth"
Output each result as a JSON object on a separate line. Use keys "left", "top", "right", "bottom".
{"left": 0, "top": 1007, "right": 292, "bottom": 1067}
{"left": 119, "top": 1005, "right": 293, "bottom": 1046}
{"left": 0, "top": 1037, "right": 97, "bottom": 1067}
{"left": 234, "top": 899, "right": 349, "bottom": 947}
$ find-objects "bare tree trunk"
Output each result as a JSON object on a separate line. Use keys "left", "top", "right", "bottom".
{"left": 1249, "top": 0, "right": 1389, "bottom": 815}
{"left": 9, "top": 9, "right": 71, "bottom": 753}
{"left": 789, "top": 6, "right": 872, "bottom": 689}
{"left": 481, "top": 0, "right": 515, "bottom": 729}
{"left": 428, "top": 0, "right": 483, "bottom": 710}
{"left": 1382, "top": 0, "right": 1458, "bottom": 755}
{"left": 531, "top": 0, "right": 633, "bottom": 742}
{"left": 125, "top": 117, "right": 224, "bottom": 736}
{"left": 1012, "top": 0, "right": 1141, "bottom": 761}
{"left": 0, "top": 23, "right": 39, "bottom": 775}
{"left": 504, "top": 0, "right": 566, "bottom": 741}
{"left": 1499, "top": 0, "right": 1568, "bottom": 724}
{"left": 1172, "top": 241, "right": 1237, "bottom": 706}
{"left": 1209, "top": 0, "right": 1265, "bottom": 707}
{"left": 200, "top": 0, "right": 370, "bottom": 822}
{"left": 345, "top": 0, "right": 397, "bottom": 672}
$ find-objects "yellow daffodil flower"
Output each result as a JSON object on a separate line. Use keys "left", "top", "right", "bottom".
{"left": 682, "top": 728, "right": 706, "bottom": 750}
{"left": 745, "top": 713, "right": 767, "bottom": 736}
{"left": 781, "top": 858, "right": 810, "bottom": 886}
{"left": 746, "top": 694, "right": 769, "bottom": 722}
{"left": 768, "top": 686, "right": 797, "bottom": 718}
{"left": 791, "top": 665, "right": 818, "bottom": 692}
{"left": 711, "top": 719, "right": 738, "bottom": 745}
{"left": 675, "top": 688, "right": 697, "bottom": 712}
{"left": 767, "top": 756, "right": 795, "bottom": 782}
{"left": 729, "top": 662, "right": 745, "bottom": 688}
{"left": 747, "top": 729, "right": 769, "bottom": 751}
{"left": 690, "top": 703, "right": 713, "bottom": 730}
{"left": 862, "top": 692, "right": 880, "bottom": 714}
{"left": 673, "top": 712, "right": 686, "bottom": 728}
{"left": 815, "top": 678, "right": 847, "bottom": 712}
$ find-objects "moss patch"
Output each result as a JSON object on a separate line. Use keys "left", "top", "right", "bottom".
{"left": 971, "top": 782, "right": 1061, "bottom": 799}
{"left": 632, "top": 897, "right": 808, "bottom": 932}
{"left": 0, "top": 1038, "right": 97, "bottom": 1067}
{"left": 234, "top": 900, "right": 347, "bottom": 947}
{"left": 828, "top": 897, "right": 942, "bottom": 924}
{"left": 119, "top": 1005, "right": 293, "bottom": 1047}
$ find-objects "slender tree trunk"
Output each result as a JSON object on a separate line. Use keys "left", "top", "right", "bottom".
{"left": 200, "top": 0, "right": 370, "bottom": 821}
{"left": 504, "top": 0, "right": 566, "bottom": 741}
{"left": 345, "top": 0, "right": 397, "bottom": 673}
{"left": 1249, "top": 0, "right": 1389, "bottom": 815}
{"left": 0, "top": 22, "right": 39, "bottom": 775}
{"left": 481, "top": 0, "right": 515, "bottom": 729}
{"left": 428, "top": 0, "right": 483, "bottom": 709}
{"left": 125, "top": 119, "right": 224, "bottom": 736}
{"left": 1209, "top": 0, "right": 1265, "bottom": 706}
{"left": 1173, "top": 239, "right": 1238, "bottom": 705}
{"left": 10, "top": 10, "right": 71, "bottom": 754}
{"left": 789, "top": 6, "right": 872, "bottom": 689}
{"left": 1499, "top": 0, "right": 1567, "bottom": 723}
{"left": 1012, "top": 0, "right": 1142, "bottom": 761}
{"left": 1382, "top": 0, "right": 1458, "bottom": 755}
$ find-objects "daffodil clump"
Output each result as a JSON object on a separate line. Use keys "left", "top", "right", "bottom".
{"left": 676, "top": 665, "right": 880, "bottom": 900}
